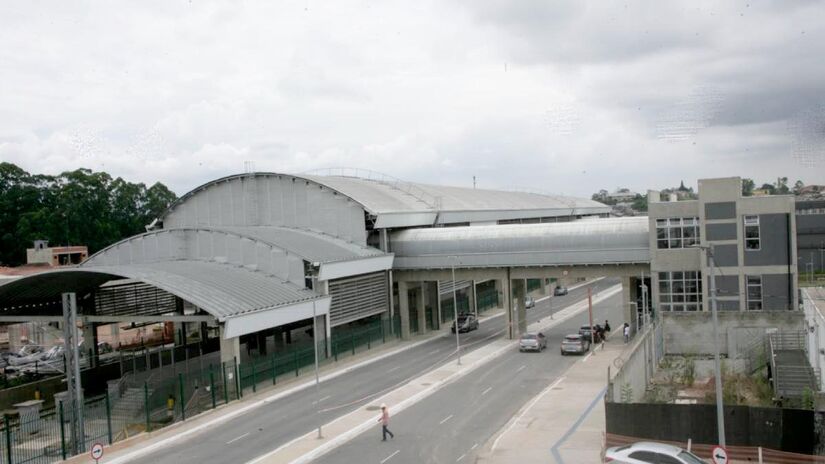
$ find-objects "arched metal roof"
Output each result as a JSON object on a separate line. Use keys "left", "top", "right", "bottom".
{"left": 390, "top": 217, "right": 650, "bottom": 269}
{"left": 159, "top": 172, "right": 610, "bottom": 230}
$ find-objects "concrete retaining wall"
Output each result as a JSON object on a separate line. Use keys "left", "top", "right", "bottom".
{"left": 609, "top": 322, "right": 663, "bottom": 403}
{"left": 662, "top": 311, "right": 805, "bottom": 357}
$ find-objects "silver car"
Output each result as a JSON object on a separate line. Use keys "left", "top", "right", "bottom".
{"left": 560, "top": 334, "right": 590, "bottom": 355}
{"left": 604, "top": 441, "right": 706, "bottom": 463}
{"left": 518, "top": 332, "right": 547, "bottom": 352}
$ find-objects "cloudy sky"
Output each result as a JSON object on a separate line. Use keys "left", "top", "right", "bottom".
{"left": 1, "top": 1, "right": 823, "bottom": 197}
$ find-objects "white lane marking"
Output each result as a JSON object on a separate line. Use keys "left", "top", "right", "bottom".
{"left": 517, "top": 365, "right": 526, "bottom": 373}
{"left": 387, "top": 366, "right": 401, "bottom": 373}
{"left": 456, "top": 453, "right": 466, "bottom": 462}
{"left": 491, "top": 376, "right": 566, "bottom": 451}
{"left": 428, "top": 349, "right": 440, "bottom": 355}
{"left": 471, "top": 443, "right": 478, "bottom": 450}
{"left": 481, "top": 387, "right": 492, "bottom": 396}
{"left": 313, "top": 395, "right": 331, "bottom": 404}
{"left": 380, "top": 450, "right": 400, "bottom": 463}
{"left": 248, "top": 285, "right": 624, "bottom": 464}
{"left": 226, "top": 432, "right": 250, "bottom": 445}
{"left": 439, "top": 414, "right": 453, "bottom": 425}
{"left": 581, "top": 351, "right": 594, "bottom": 363}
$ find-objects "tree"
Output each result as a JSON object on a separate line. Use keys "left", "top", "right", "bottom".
{"left": 631, "top": 194, "right": 648, "bottom": 212}
{"left": 0, "top": 163, "right": 178, "bottom": 266}
{"left": 741, "top": 178, "right": 755, "bottom": 196}
{"left": 774, "top": 177, "right": 789, "bottom": 195}
{"left": 793, "top": 180, "right": 805, "bottom": 195}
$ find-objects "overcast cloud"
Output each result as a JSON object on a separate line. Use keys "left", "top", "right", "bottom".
{"left": 1, "top": 0, "right": 823, "bottom": 197}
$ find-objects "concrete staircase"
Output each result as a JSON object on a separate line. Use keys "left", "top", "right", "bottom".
{"left": 770, "top": 332, "right": 819, "bottom": 399}
{"left": 111, "top": 386, "right": 152, "bottom": 420}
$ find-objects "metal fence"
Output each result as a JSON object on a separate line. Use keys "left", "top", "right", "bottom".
{"left": 0, "top": 316, "right": 402, "bottom": 464}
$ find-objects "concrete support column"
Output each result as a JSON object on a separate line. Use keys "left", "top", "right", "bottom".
{"left": 502, "top": 273, "right": 513, "bottom": 339}
{"left": 314, "top": 313, "right": 327, "bottom": 360}
{"left": 81, "top": 322, "right": 98, "bottom": 368}
{"left": 398, "top": 281, "right": 411, "bottom": 340}
{"left": 469, "top": 280, "right": 478, "bottom": 317}
{"left": 436, "top": 281, "right": 443, "bottom": 328}
{"left": 621, "top": 276, "right": 639, "bottom": 334}
{"left": 417, "top": 284, "right": 427, "bottom": 334}
{"left": 219, "top": 326, "right": 241, "bottom": 364}
{"left": 512, "top": 278, "right": 527, "bottom": 336}
{"left": 319, "top": 280, "right": 332, "bottom": 356}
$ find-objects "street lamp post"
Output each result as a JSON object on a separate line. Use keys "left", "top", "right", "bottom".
{"left": 694, "top": 244, "right": 726, "bottom": 447}
{"left": 451, "top": 257, "right": 461, "bottom": 366}
{"left": 312, "top": 301, "right": 323, "bottom": 439}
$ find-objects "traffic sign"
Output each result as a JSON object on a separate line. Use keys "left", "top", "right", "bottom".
{"left": 90, "top": 443, "right": 104, "bottom": 462}
{"left": 711, "top": 445, "right": 728, "bottom": 464}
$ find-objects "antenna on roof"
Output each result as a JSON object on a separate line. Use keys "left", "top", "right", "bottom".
{"left": 244, "top": 161, "right": 255, "bottom": 174}
{"left": 473, "top": 176, "right": 477, "bottom": 189}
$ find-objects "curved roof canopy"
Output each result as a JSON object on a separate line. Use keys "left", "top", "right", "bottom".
{"left": 160, "top": 172, "right": 609, "bottom": 230}
{"left": 390, "top": 217, "right": 650, "bottom": 269}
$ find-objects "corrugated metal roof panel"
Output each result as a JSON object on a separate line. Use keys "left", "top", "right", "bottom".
{"left": 215, "top": 226, "right": 383, "bottom": 263}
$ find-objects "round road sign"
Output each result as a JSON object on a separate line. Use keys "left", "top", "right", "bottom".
{"left": 90, "top": 443, "right": 104, "bottom": 460}
{"left": 711, "top": 445, "right": 728, "bottom": 464}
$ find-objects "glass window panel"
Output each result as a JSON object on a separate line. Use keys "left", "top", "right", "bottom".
{"left": 656, "top": 219, "right": 667, "bottom": 226}
{"left": 745, "top": 226, "right": 760, "bottom": 239}
{"left": 746, "top": 239, "right": 760, "bottom": 250}
{"left": 670, "top": 238, "right": 682, "bottom": 248}
{"left": 668, "top": 218, "right": 682, "bottom": 226}
{"left": 657, "top": 239, "right": 670, "bottom": 249}
{"left": 657, "top": 228, "right": 668, "bottom": 240}
{"left": 670, "top": 227, "right": 682, "bottom": 238}
{"left": 747, "top": 276, "right": 762, "bottom": 285}
{"left": 659, "top": 280, "right": 670, "bottom": 293}
{"left": 673, "top": 305, "right": 685, "bottom": 312}
{"left": 673, "top": 294, "right": 685, "bottom": 303}
{"left": 685, "top": 271, "right": 696, "bottom": 279}
{"left": 660, "top": 294, "right": 671, "bottom": 303}
{"left": 673, "top": 271, "right": 684, "bottom": 280}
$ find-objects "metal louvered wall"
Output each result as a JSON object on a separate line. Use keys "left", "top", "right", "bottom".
{"left": 438, "top": 279, "right": 472, "bottom": 295}
{"left": 328, "top": 272, "right": 388, "bottom": 327}
{"left": 94, "top": 282, "right": 177, "bottom": 317}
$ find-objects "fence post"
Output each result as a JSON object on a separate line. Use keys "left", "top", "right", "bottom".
{"left": 351, "top": 333, "right": 355, "bottom": 356}
{"left": 334, "top": 341, "right": 338, "bottom": 362}
{"left": 144, "top": 381, "right": 151, "bottom": 432}
{"left": 222, "top": 361, "right": 229, "bottom": 405}
{"left": 210, "top": 367, "right": 216, "bottom": 409}
{"left": 271, "top": 354, "right": 277, "bottom": 385}
{"left": 687, "top": 438, "right": 691, "bottom": 452}
{"left": 381, "top": 321, "right": 385, "bottom": 344}
{"left": 105, "top": 390, "right": 113, "bottom": 445}
{"left": 178, "top": 373, "right": 186, "bottom": 421}
{"left": 4, "top": 415, "right": 12, "bottom": 464}
{"left": 758, "top": 447, "right": 763, "bottom": 463}
{"left": 251, "top": 361, "right": 257, "bottom": 393}
{"left": 367, "top": 331, "right": 371, "bottom": 350}
{"left": 59, "top": 402, "right": 67, "bottom": 460}
{"left": 234, "top": 358, "right": 241, "bottom": 400}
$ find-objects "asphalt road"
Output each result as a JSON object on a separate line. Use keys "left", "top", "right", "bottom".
{"left": 130, "top": 278, "right": 620, "bottom": 464}
{"left": 314, "top": 288, "right": 625, "bottom": 464}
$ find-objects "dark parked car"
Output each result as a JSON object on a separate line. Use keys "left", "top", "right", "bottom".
{"left": 553, "top": 285, "right": 568, "bottom": 296}
{"left": 452, "top": 314, "right": 479, "bottom": 333}
{"left": 519, "top": 332, "right": 547, "bottom": 352}
{"left": 579, "top": 325, "right": 595, "bottom": 342}
{"left": 560, "top": 334, "right": 590, "bottom": 355}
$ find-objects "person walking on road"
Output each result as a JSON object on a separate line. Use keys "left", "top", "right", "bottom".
{"left": 623, "top": 323, "right": 630, "bottom": 343}
{"left": 378, "top": 403, "right": 394, "bottom": 441}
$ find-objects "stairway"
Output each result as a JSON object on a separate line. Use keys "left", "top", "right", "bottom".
{"left": 111, "top": 386, "right": 152, "bottom": 421}
{"left": 770, "top": 332, "right": 820, "bottom": 399}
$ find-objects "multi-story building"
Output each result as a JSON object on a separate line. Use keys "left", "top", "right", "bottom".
{"left": 649, "top": 177, "right": 798, "bottom": 313}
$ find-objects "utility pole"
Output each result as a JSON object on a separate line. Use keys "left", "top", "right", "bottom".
{"left": 451, "top": 257, "right": 461, "bottom": 365}
{"left": 472, "top": 176, "right": 476, "bottom": 189}
{"left": 641, "top": 270, "right": 649, "bottom": 328}
{"left": 587, "top": 287, "right": 595, "bottom": 354}
{"left": 702, "top": 245, "right": 726, "bottom": 447}
{"left": 312, "top": 300, "right": 323, "bottom": 439}
{"left": 62, "top": 293, "right": 85, "bottom": 455}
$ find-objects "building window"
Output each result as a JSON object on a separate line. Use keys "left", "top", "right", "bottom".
{"left": 744, "top": 215, "right": 760, "bottom": 250}
{"left": 658, "top": 271, "right": 702, "bottom": 312}
{"left": 746, "top": 275, "right": 762, "bottom": 310}
{"left": 656, "top": 217, "right": 699, "bottom": 249}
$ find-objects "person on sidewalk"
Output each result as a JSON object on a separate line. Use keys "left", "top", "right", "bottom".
{"left": 604, "top": 320, "right": 611, "bottom": 336}
{"left": 378, "top": 403, "right": 394, "bottom": 441}
{"left": 623, "top": 323, "right": 630, "bottom": 343}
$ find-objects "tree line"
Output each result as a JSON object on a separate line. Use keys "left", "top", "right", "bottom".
{"left": 0, "top": 162, "right": 178, "bottom": 267}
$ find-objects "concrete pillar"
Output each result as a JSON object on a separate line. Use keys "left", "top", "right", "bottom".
{"left": 325, "top": 312, "right": 332, "bottom": 358}
{"left": 512, "top": 278, "right": 527, "bottom": 336}
{"left": 537, "top": 278, "right": 547, "bottom": 296}
{"left": 81, "top": 322, "right": 98, "bottom": 368}
{"left": 436, "top": 281, "right": 443, "bottom": 328}
{"left": 469, "top": 280, "right": 478, "bottom": 317}
{"left": 399, "top": 281, "right": 411, "bottom": 340}
{"left": 502, "top": 274, "right": 513, "bottom": 339}
{"left": 314, "top": 313, "right": 327, "bottom": 360}
{"left": 621, "top": 276, "right": 639, "bottom": 334}
{"left": 417, "top": 284, "right": 427, "bottom": 334}
{"left": 219, "top": 326, "right": 240, "bottom": 364}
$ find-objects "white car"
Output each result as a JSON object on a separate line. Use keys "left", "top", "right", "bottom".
{"left": 604, "top": 442, "right": 707, "bottom": 464}
{"left": 525, "top": 296, "right": 535, "bottom": 309}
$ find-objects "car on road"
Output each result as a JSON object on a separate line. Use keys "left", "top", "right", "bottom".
{"left": 525, "top": 296, "right": 535, "bottom": 309}
{"left": 452, "top": 314, "right": 479, "bottom": 333}
{"left": 560, "top": 334, "right": 590, "bottom": 355}
{"left": 553, "top": 285, "right": 568, "bottom": 296}
{"left": 604, "top": 441, "right": 707, "bottom": 463}
{"left": 518, "top": 332, "right": 547, "bottom": 352}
